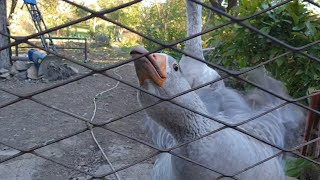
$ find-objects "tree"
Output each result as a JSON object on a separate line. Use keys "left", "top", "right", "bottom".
{"left": 0, "top": 0, "right": 11, "bottom": 69}
{"left": 139, "top": 0, "right": 186, "bottom": 57}
{"left": 206, "top": 0, "right": 320, "bottom": 98}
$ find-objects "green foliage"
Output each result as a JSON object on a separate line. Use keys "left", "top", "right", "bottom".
{"left": 39, "top": 1, "right": 80, "bottom": 36}
{"left": 207, "top": 0, "right": 320, "bottom": 97}
{"left": 159, "top": 49, "right": 183, "bottom": 60}
{"left": 9, "top": 0, "right": 187, "bottom": 50}
{"left": 285, "top": 158, "right": 320, "bottom": 178}
{"left": 286, "top": 158, "right": 312, "bottom": 177}
{"left": 138, "top": 0, "right": 186, "bottom": 51}
{"left": 95, "top": 1, "right": 144, "bottom": 47}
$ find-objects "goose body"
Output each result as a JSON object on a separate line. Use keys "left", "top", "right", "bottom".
{"left": 130, "top": 49, "right": 304, "bottom": 179}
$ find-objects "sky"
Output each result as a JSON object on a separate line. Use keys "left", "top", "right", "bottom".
{"left": 73, "top": 0, "right": 97, "bottom": 6}
{"left": 72, "top": 0, "right": 166, "bottom": 7}
{"left": 141, "top": 0, "right": 166, "bottom": 7}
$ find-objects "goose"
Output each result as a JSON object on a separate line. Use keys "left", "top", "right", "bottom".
{"left": 130, "top": 48, "right": 304, "bottom": 179}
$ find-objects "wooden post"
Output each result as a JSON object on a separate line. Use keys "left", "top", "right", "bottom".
{"left": 15, "top": 44, "right": 19, "bottom": 56}
{"left": 0, "top": 0, "right": 11, "bottom": 69}
{"left": 84, "top": 38, "right": 88, "bottom": 62}
{"left": 302, "top": 91, "right": 320, "bottom": 158}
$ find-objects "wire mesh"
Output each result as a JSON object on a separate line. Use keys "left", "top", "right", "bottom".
{"left": 0, "top": 0, "right": 319, "bottom": 179}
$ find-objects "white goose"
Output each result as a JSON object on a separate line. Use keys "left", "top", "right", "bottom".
{"left": 130, "top": 48, "right": 305, "bottom": 179}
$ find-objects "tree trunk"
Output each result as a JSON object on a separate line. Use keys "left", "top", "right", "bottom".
{"left": 0, "top": 0, "right": 11, "bottom": 69}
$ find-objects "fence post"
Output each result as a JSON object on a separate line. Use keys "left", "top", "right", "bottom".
{"left": 84, "top": 38, "right": 88, "bottom": 62}
{"left": 15, "top": 44, "right": 18, "bottom": 56}
{"left": 302, "top": 91, "right": 320, "bottom": 158}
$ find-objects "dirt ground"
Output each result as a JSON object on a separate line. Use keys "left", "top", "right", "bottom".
{"left": 0, "top": 48, "right": 157, "bottom": 180}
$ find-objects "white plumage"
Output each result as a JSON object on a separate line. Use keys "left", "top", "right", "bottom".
{"left": 130, "top": 51, "right": 304, "bottom": 180}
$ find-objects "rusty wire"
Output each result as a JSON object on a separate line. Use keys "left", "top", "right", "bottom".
{"left": 0, "top": 0, "right": 320, "bottom": 179}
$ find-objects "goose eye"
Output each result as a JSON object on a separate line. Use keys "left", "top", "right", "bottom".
{"left": 172, "top": 63, "right": 179, "bottom": 71}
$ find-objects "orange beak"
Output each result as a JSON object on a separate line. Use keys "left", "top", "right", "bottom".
{"left": 130, "top": 46, "right": 167, "bottom": 87}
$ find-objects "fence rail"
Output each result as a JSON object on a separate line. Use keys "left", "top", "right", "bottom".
{"left": 11, "top": 36, "right": 88, "bottom": 61}
{"left": 0, "top": 0, "right": 319, "bottom": 179}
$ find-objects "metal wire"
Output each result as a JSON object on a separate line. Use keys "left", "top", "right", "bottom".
{"left": 0, "top": 0, "right": 319, "bottom": 179}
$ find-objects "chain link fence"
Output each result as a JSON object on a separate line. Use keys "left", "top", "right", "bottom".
{"left": 0, "top": 0, "right": 320, "bottom": 179}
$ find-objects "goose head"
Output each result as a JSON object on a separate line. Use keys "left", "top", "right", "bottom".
{"left": 130, "top": 45, "right": 217, "bottom": 142}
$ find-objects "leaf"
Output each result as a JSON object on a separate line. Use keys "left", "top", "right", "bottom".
{"left": 305, "top": 21, "right": 316, "bottom": 36}
{"left": 314, "top": 74, "right": 320, "bottom": 80}
{"left": 292, "top": 24, "right": 305, "bottom": 31}
{"left": 287, "top": 2, "right": 300, "bottom": 25}
{"left": 285, "top": 158, "right": 315, "bottom": 178}
{"left": 224, "top": 48, "right": 237, "bottom": 56}
{"left": 260, "top": 26, "right": 271, "bottom": 34}
{"left": 269, "top": 49, "right": 280, "bottom": 59}
{"left": 282, "top": 19, "right": 292, "bottom": 24}
{"left": 261, "top": 2, "right": 269, "bottom": 10}
{"left": 275, "top": 57, "right": 284, "bottom": 67}
{"left": 261, "top": 20, "right": 273, "bottom": 26}
{"left": 233, "top": 24, "right": 243, "bottom": 29}
{"left": 295, "top": 69, "right": 303, "bottom": 75}
{"left": 267, "top": 11, "right": 276, "bottom": 21}
{"left": 238, "top": 57, "right": 247, "bottom": 68}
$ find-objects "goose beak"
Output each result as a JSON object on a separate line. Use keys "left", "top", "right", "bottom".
{"left": 130, "top": 46, "right": 167, "bottom": 87}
